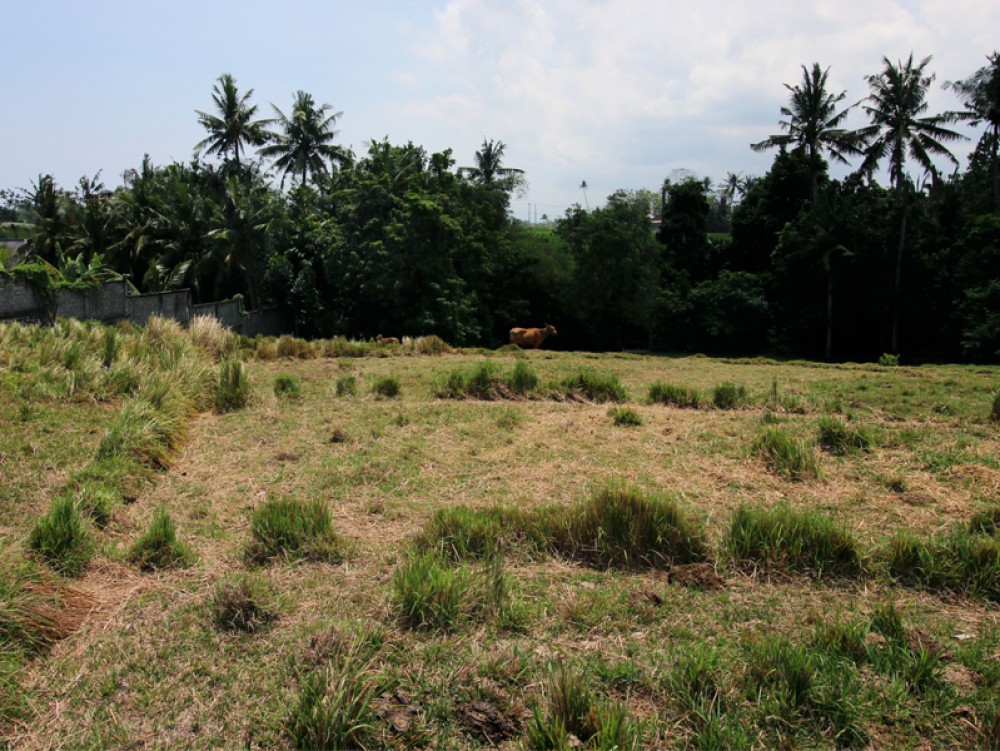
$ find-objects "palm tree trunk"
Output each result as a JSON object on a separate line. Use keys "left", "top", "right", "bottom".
{"left": 891, "top": 205, "right": 908, "bottom": 355}
{"left": 826, "top": 269, "right": 833, "bottom": 360}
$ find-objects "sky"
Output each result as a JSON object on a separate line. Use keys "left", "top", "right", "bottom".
{"left": 4, "top": 0, "right": 998, "bottom": 221}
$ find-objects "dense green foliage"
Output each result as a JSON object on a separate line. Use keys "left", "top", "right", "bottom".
{"left": 3, "top": 54, "right": 999, "bottom": 361}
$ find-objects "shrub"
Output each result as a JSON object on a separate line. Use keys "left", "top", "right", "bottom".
{"left": 274, "top": 374, "right": 302, "bottom": 399}
{"left": 248, "top": 498, "right": 344, "bottom": 564}
{"left": 210, "top": 574, "right": 277, "bottom": 633}
{"left": 648, "top": 381, "right": 700, "bottom": 408}
{"left": 392, "top": 552, "right": 467, "bottom": 631}
{"left": 712, "top": 381, "right": 748, "bottom": 409}
{"left": 753, "top": 427, "right": 820, "bottom": 480}
{"left": 549, "top": 484, "right": 708, "bottom": 569}
{"left": 128, "top": 509, "right": 194, "bottom": 571}
{"left": 334, "top": 374, "right": 356, "bottom": 397}
{"left": 726, "top": 504, "right": 862, "bottom": 577}
{"left": 878, "top": 353, "right": 900, "bottom": 367}
{"left": 372, "top": 375, "right": 400, "bottom": 398}
{"left": 287, "top": 637, "right": 384, "bottom": 750}
{"left": 817, "top": 416, "right": 874, "bottom": 455}
{"left": 407, "top": 335, "right": 451, "bottom": 355}
{"left": 559, "top": 370, "right": 627, "bottom": 403}
{"left": 610, "top": 407, "right": 643, "bottom": 427}
{"left": 215, "top": 358, "right": 250, "bottom": 412}
{"left": 28, "top": 496, "right": 93, "bottom": 576}
{"left": 276, "top": 335, "right": 314, "bottom": 359}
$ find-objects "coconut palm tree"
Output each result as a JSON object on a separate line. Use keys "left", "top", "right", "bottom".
{"left": 857, "top": 54, "right": 965, "bottom": 353}
{"left": 944, "top": 51, "right": 1000, "bottom": 210}
{"left": 195, "top": 74, "right": 271, "bottom": 170}
{"left": 460, "top": 139, "right": 524, "bottom": 192}
{"left": 752, "top": 63, "right": 862, "bottom": 203}
{"left": 259, "top": 91, "right": 353, "bottom": 189}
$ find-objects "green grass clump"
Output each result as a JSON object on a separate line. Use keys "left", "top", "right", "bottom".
{"left": 215, "top": 358, "right": 250, "bottom": 412}
{"left": 648, "top": 381, "right": 700, "bottom": 408}
{"left": 334, "top": 373, "right": 356, "bottom": 397}
{"left": 392, "top": 552, "right": 467, "bottom": 631}
{"left": 968, "top": 504, "right": 1000, "bottom": 535}
{"left": 71, "top": 484, "right": 115, "bottom": 529}
{"left": 128, "top": 509, "right": 194, "bottom": 571}
{"left": 247, "top": 498, "right": 344, "bottom": 564}
{"left": 508, "top": 360, "right": 539, "bottom": 395}
{"left": 98, "top": 399, "right": 187, "bottom": 470}
{"left": 817, "top": 416, "right": 875, "bottom": 455}
{"left": 28, "top": 496, "right": 93, "bottom": 576}
{"left": 992, "top": 390, "right": 1000, "bottom": 422}
{"left": 884, "top": 527, "right": 1000, "bottom": 601}
{"left": 273, "top": 373, "right": 302, "bottom": 399}
{"left": 372, "top": 375, "right": 401, "bottom": 398}
{"left": 558, "top": 370, "right": 627, "bottom": 403}
{"left": 414, "top": 506, "right": 545, "bottom": 561}
{"left": 609, "top": 406, "right": 643, "bottom": 427}
{"left": 210, "top": 574, "right": 278, "bottom": 633}
{"left": 753, "top": 426, "right": 820, "bottom": 480}
{"left": 434, "top": 360, "right": 539, "bottom": 400}
{"left": 549, "top": 484, "right": 708, "bottom": 569}
{"left": 726, "top": 504, "right": 862, "bottom": 577}
{"left": 712, "top": 381, "right": 748, "bottom": 409}
{"left": 526, "top": 663, "right": 638, "bottom": 750}
{"left": 287, "top": 637, "right": 385, "bottom": 750}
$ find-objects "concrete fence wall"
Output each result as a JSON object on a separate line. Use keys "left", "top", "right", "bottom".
{"left": 0, "top": 277, "right": 290, "bottom": 337}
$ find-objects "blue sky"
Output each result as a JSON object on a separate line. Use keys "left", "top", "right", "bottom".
{"left": 5, "top": 0, "right": 998, "bottom": 220}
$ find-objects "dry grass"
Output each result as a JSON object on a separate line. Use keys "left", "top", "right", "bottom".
{"left": 2, "top": 337, "right": 998, "bottom": 749}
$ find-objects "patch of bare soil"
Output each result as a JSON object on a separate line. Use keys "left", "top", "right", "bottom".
{"left": 628, "top": 588, "right": 664, "bottom": 607}
{"left": 375, "top": 690, "right": 421, "bottom": 735}
{"left": 899, "top": 491, "right": 935, "bottom": 506}
{"left": 943, "top": 665, "right": 980, "bottom": 693}
{"left": 458, "top": 698, "right": 521, "bottom": 743}
{"left": 667, "top": 562, "right": 724, "bottom": 590}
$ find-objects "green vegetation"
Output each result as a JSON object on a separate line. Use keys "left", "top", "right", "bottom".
{"left": 648, "top": 381, "right": 701, "bottom": 407}
{"left": 753, "top": 426, "right": 821, "bottom": 479}
{"left": 214, "top": 358, "right": 250, "bottom": 412}
{"left": 273, "top": 373, "right": 302, "bottom": 399}
{"left": 28, "top": 496, "right": 93, "bottom": 576}
{"left": 609, "top": 406, "right": 643, "bottom": 426}
{"left": 817, "top": 415, "right": 875, "bottom": 454}
{"left": 127, "top": 509, "right": 195, "bottom": 571}
{"left": 712, "top": 381, "right": 748, "bottom": 409}
{"left": 210, "top": 574, "right": 278, "bottom": 633}
{"left": 247, "top": 498, "right": 345, "bottom": 564}
{"left": 372, "top": 374, "right": 401, "bottom": 398}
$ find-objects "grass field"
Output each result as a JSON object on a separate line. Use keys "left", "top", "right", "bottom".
{"left": 1, "top": 319, "right": 998, "bottom": 750}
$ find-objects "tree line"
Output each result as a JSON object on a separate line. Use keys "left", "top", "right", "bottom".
{"left": 1, "top": 56, "right": 998, "bottom": 362}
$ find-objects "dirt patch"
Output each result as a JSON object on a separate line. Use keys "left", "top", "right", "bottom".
{"left": 667, "top": 563, "right": 724, "bottom": 590}
{"left": 458, "top": 698, "right": 520, "bottom": 743}
{"left": 273, "top": 451, "right": 300, "bottom": 463}
{"left": 904, "top": 627, "right": 950, "bottom": 659}
{"left": 943, "top": 665, "right": 980, "bottom": 693}
{"left": 375, "top": 690, "right": 421, "bottom": 735}
{"left": 628, "top": 588, "right": 664, "bottom": 607}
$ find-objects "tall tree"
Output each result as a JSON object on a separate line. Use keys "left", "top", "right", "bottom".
{"left": 945, "top": 51, "right": 1000, "bottom": 210}
{"left": 857, "top": 54, "right": 965, "bottom": 353}
{"left": 259, "top": 91, "right": 353, "bottom": 188}
{"left": 752, "top": 63, "right": 862, "bottom": 203}
{"left": 460, "top": 139, "right": 525, "bottom": 194}
{"left": 195, "top": 74, "right": 271, "bottom": 170}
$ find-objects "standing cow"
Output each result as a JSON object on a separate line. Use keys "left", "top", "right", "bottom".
{"left": 509, "top": 323, "right": 557, "bottom": 349}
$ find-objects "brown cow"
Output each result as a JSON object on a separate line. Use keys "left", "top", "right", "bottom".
{"left": 509, "top": 323, "right": 557, "bottom": 349}
{"left": 376, "top": 334, "right": 400, "bottom": 344}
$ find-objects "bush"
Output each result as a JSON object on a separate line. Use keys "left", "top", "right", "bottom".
{"left": 817, "top": 416, "right": 874, "bottom": 455}
{"left": 128, "top": 509, "right": 194, "bottom": 571}
{"left": 753, "top": 427, "right": 820, "bottom": 480}
{"left": 610, "top": 406, "right": 643, "bottom": 427}
{"left": 549, "top": 484, "right": 708, "bottom": 569}
{"left": 712, "top": 381, "right": 748, "bottom": 409}
{"left": 215, "top": 358, "right": 250, "bottom": 412}
{"left": 372, "top": 375, "right": 401, "bottom": 398}
{"left": 248, "top": 498, "right": 344, "bottom": 564}
{"left": 558, "top": 370, "right": 627, "bottom": 403}
{"left": 28, "top": 496, "right": 93, "bottom": 576}
{"left": 726, "top": 504, "right": 862, "bottom": 577}
{"left": 878, "top": 353, "right": 899, "bottom": 367}
{"left": 210, "top": 574, "right": 277, "bottom": 633}
{"left": 648, "top": 381, "right": 700, "bottom": 408}
{"left": 274, "top": 374, "right": 302, "bottom": 399}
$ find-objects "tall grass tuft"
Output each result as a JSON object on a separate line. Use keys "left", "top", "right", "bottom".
{"left": 753, "top": 426, "right": 820, "bottom": 479}
{"left": 712, "top": 381, "right": 748, "bottom": 409}
{"left": 128, "top": 509, "right": 194, "bottom": 571}
{"left": 372, "top": 375, "right": 401, "bottom": 398}
{"left": 392, "top": 552, "right": 467, "bottom": 631}
{"left": 335, "top": 374, "right": 356, "bottom": 397}
{"left": 248, "top": 498, "right": 344, "bottom": 564}
{"left": 414, "top": 505, "right": 545, "bottom": 561}
{"left": 210, "top": 574, "right": 277, "bottom": 633}
{"left": 558, "top": 370, "right": 628, "bottom": 403}
{"left": 610, "top": 406, "right": 643, "bottom": 427}
{"left": 884, "top": 527, "right": 999, "bottom": 601}
{"left": 648, "top": 381, "right": 701, "bottom": 408}
{"left": 98, "top": 399, "right": 187, "bottom": 470}
{"left": 992, "top": 389, "right": 1000, "bottom": 422}
{"left": 215, "top": 358, "right": 250, "bottom": 412}
{"left": 188, "top": 315, "right": 236, "bottom": 360}
{"left": 101, "top": 328, "right": 118, "bottom": 368}
{"left": 549, "top": 484, "right": 708, "bottom": 569}
{"left": 817, "top": 416, "right": 874, "bottom": 455}
{"left": 29, "top": 496, "right": 93, "bottom": 576}
{"left": 508, "top": 360, "right": 539, "bottom": 395}
{"left": 726, "top": 504, "right": 862, "bottom": 577}
{"left": 286, "top": 636, "right": 385, "bottom": 750}
{"left": 274, "top": 373, "right": 302, "bottom": 399}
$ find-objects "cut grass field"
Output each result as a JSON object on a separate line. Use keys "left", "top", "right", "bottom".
{"left": 1, "top": 319, "right": 998, "bottom": 749}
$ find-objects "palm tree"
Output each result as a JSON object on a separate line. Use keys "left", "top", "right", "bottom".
{"left": 857, "top": 54, "right": 965, "bottom": 353}
{"left": 580, "top": 180, "right": 589, "bottom": 209}
{"left": 460, "top": 139, "right": 525, "bottom": 192}
{"left": 259, "top": 91, "right": 353, "bottom": 188}
{"left": 752, "top": 63, "right": 862, "bottom": 203}
{"left": 944, "top": 51, "right": 1000, "bottom": 210}
{"left": 195, "top": 74, "right": 271, "bottom": 170}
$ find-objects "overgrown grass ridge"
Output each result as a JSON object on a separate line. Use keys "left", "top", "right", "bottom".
{"left": 2, "top": 321, "right": 999, "bottom": 748}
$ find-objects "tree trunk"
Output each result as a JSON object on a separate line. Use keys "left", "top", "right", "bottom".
{"left": 826, "top": 270, "right": 833, "bottom": 360}
{"left": 891, "top": 205, "right": 908, "bottom": 355}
